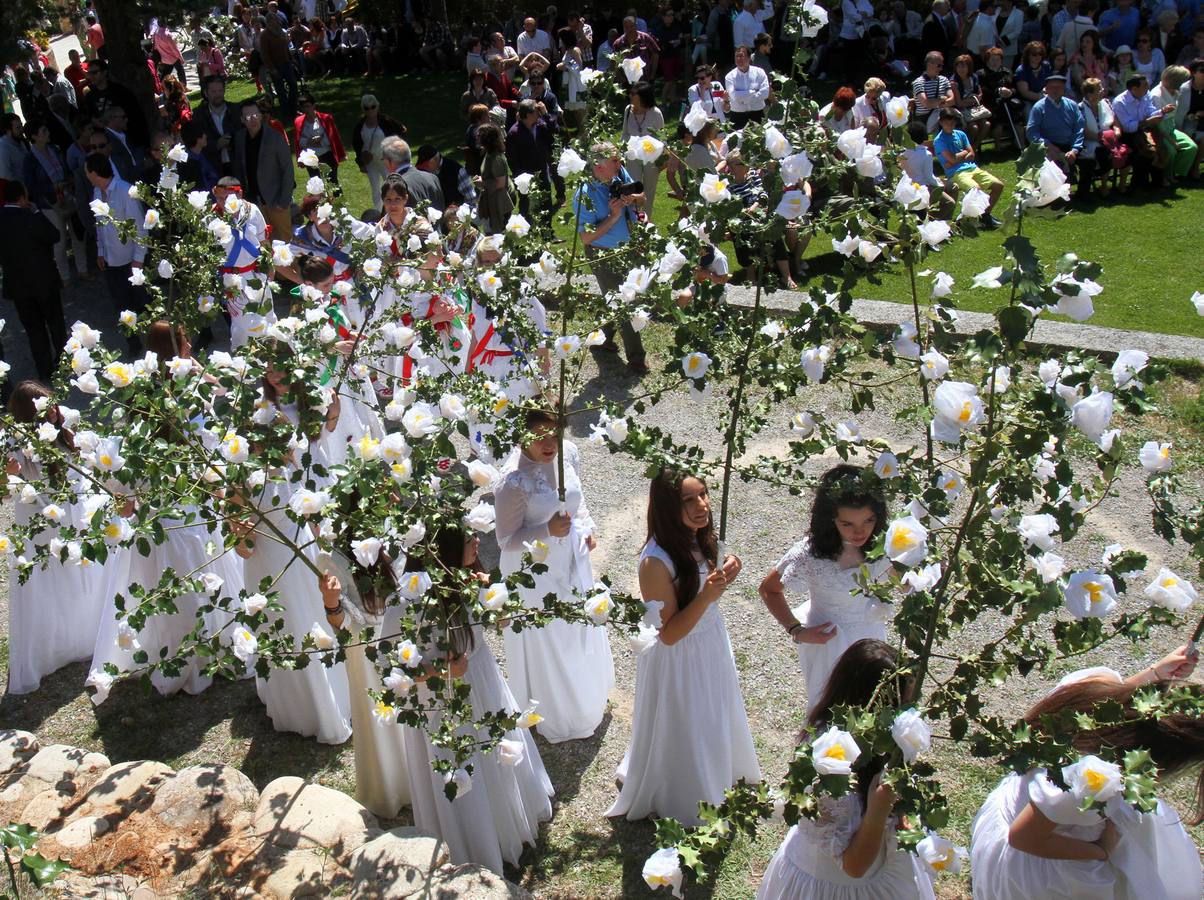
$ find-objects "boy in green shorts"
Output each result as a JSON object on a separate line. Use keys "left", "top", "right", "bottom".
{"left": 933, "top": 108, "right": 1005, "bottom": 228}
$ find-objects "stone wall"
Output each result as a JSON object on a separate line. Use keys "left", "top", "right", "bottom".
{"left": 0, "top": 729, "right": 531, "bottom": 899}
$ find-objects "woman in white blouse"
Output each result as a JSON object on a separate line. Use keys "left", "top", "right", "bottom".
{"left": 686, "top": 64, "right": 727, "bottom": 124}
{"left": 1079, "top": 77, "right": 1118, "bottom": 195}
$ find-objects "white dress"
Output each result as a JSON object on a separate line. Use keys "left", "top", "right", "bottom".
{"left": 970, "top": 666, "right": 1203, "bottom": 900}
{"left": 402, "top": 622, "right": 554, "bottom": 874}
{"left": 606, "top": 539, "right": 761, "bottom": 825}
{"left": 91, "top": 508, "right": 244, "bottom": 696}
{"left": 243, "top": 410, "right": 352, "bottom": 744}
{"left": 319, "top": 551, "right": 411, "bottom": 816}
{"left": 6, "top": 464, "right": 105, "bottom": 694}
{"left": 775, "top": 539, "right": 892, "bottom": 715}
{"left": 497, "top": 443, "right": 614, "bottom": 743}
{"left": 757, "top": 792, "right": 935, "bottom": 900}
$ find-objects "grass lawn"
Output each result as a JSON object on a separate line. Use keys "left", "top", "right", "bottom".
{"left": 223, "top": 72, "right": 1204, "bottom": 339}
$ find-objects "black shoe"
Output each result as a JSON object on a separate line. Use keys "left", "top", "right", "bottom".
{"left": 980, "top": 214, "right": 1003, "bottom": 230}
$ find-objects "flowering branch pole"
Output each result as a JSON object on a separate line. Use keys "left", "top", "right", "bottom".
{"left": 716, "top": 265, "right": 763, "bottom": 549}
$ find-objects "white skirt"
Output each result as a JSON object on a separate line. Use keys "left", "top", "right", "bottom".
{"left": 794, "top": 600, "right": 888, "bottom": 715}
{"left": 7, "top": 549, "right": 104, "bottom": 695}
{"left": 402, "top": 638, "right": 553, "bottom": 874}
{"left": 970, "top": 772, "right": 1203, "bottom": 900}
{"left": 606, "top": 603, "right": 760, "bottom": 825}
{"left": 504, "top": 618, "right": 614, "bottom": 743}
{"left": 245, "top": 504, "right": 352, "bottom": 745}
{"left": 91, "top": 521, "right": 232, "bottom": 696}
{"left": 757, "top": 823, "right": 933, "bottom": 900}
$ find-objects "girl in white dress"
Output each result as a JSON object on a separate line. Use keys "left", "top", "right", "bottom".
{"left": 396, "top": 526, "right": 554, "bottom": 873}
{"left": 91, "top": 325, "right": 244, "bottom": 697}
{"left": 315, "top": 548, "right": 411, "bottom": 817}
{"left": 758, "top": 639, "right": 935, "bottom": 900}
{"left": 759, "top": 464, "right": 891, "bottom": 715}
{"left": 5, "top": 382, "right": 105, "bottom": 694}
{"left": 606, "top": 469, "right": 761, "bottom": 826}
{"left": 970, "top": 645, "right": 1204, "bottom": 900}
{"left": 496, "top": 408, "right": 614, "bottom": 743}
{"left": 234, "top": 365, "right": 352, "bottom": 744}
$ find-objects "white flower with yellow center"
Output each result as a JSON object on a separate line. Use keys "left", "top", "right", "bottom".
{"left": 402, "top": 402, "right": 441, "bottom": 439}
{"left": 477, "top": 270, "right": 502, "bottom": 296}
{"left": 931, "top": 380, "right": 984, "bottom": 443}
{"left": 642, "top": 848, "right": 683, "bottom": 898}
{"left": 232, "top": 627, "right": 258, "bottom": 662}
{"left": 220, "top": 431, "right": 249, "bottom": 464}
{"left": 466, "top": 459, "right": 499, "bottom": 490}
{"left": 619, "top": 55, "right": 646, "bottom": 83}
{"left": 681, "top": 351, "right": 711, "bottom": 380}
{"left": 919, "top": 350, "right": 949, "bottom": 381}
{"left": 557, "top": 147, "right": 587, "bottom": 177}
{"left": 298, "top": 148, "right": 321, "bottom": 167}
{"left": 901, "top": 561, "right": 942, "bottom": 594}
{"left": 371, "top": 700, "right": 396, "bottom": 724}
{"left": 103, "top": 362, "right": 134, "bottom": 388}
{"left": 517, "top": 705, "right": 544, "bottom": 729}
{"left": 391, "top": 459, "right": 414, "bottom": 482}
{"left": 89, "top": 198, "right": 110, "bottom": 219}
{"left": 115, "top": 621, "right": 141, "bottom": 652}
{"left": 1139, "top": 441, "right": 1172, "bottom": 472}
{"left": 480, "top": 582, "right": 509, "bottom": 611}
{"left": 764, "top": 124, "right": 792, "bottom": 159}
{"left": 0, "top": 534, "right": 12, "bottom": 555}
{"left": 625, "top": 133, "right": 665, "bottom": 163}
{"left": 555, "top": 334, "right": 582, "bottom": 359}
{"left": 811, "top": 725, "right": 861, "bottom": 776}
{"left": 775, "top": 189, "right": 811, "bottom": 220}
{"left": 699, "top": 172, "right": 732, "bottom": 203}
{"left": 884, "top": 95, "right": 910, "bottom": 126}
{"left": 288, "top": 489, "right": 331, "bottom": 518}
{"left": 1063, "top": 755, "right": 1123, "bottom": 803}
{"left": 1144, "top": 567, "right": 1198, "bottom": 612}
{"left": 41, "top": 504, "right": 66, "bottom": 523}
{"left": 630, "top": 308, "right": 651, "bottom": 332}
{"left": 505, "top": 213, "right": 531, "bottom": 238}
{"left": 102, "top": 517, "right": 132, "bottom": 545}
{"left": 350, "top": 537, "right": 383, "bottom": 567}
{"left": 585, "top": 586, "right": 613, "bottom": 624}
{"left": 937, "top": 468, "right": 963, "bottom": 500}
{"left": 523, "top": 539, "right": 550, "bottom": 564}
{"left": 399, "top": 571, "right": 431, "bottom": 601}
{"left": 874, "top": 451, "right": 900, "bottom": 479}
{"left": 397, "top": 640, "right": 423, "bottom": 669}
{"left": 800, "top": 344, "right": 831, "bottom": 382}
{"left": 893, "top": 176, "right": 930, "bottom": 210}
{"left": 885, "top": 515, "right": 928, "bottom": 567}
{"left": 1064, "top": 570, "right": 1119, "bottom": 618}
{"left": 790, "top": 411, "right": 816, "bottom": 437}
{"left": 354, "top": 432, "right": 381, "bottom": 461}
{"left": 916, "top": 833, "right": 968, "bottom": 876}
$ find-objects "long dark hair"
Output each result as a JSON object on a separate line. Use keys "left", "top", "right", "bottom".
{"left": 404, "top": 524, "right": 476, "bottom": 657}
{"left": 810, "top": 639, "right": 918, "bottom": 808}
{"left": 1026, "top": 679, "right": 1204, "bottom": 824}
{"left": 645, "top": 468, "right": 718, "bottom": 608}
{"left": 807, "top": 464, "right": 888, "bottom": 561}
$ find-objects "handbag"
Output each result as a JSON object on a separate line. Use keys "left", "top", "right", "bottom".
{"left": 965, "top": 104, "right": 992, "bottom": 122}
{"left": 1099, "top": 128, "right": 1130, "bottom": 169}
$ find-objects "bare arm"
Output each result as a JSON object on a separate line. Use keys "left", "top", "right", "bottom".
{"left": 1008, "top": 802, "right": 1112, "bottom": 861}
{"left": 843, "top": 776, "right": 897, "bottom": 877}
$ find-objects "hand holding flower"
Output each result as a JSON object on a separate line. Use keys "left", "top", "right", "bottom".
{"left": 548, "top": 512, "right": 572, "bottom": 538}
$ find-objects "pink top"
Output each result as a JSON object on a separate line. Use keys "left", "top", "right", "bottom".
{"left": 153, "top": 27, "right": 184, "bottom": 65}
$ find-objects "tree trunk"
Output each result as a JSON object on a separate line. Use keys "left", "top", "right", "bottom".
{"left": 93, "top": 0, "right": 158, "bottom": 141}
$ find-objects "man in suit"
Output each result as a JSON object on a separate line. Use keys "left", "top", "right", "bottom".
{"left": 195, "top": 75, "right": 241, "bottom": 177}
{"left": 232, "top": 99, "right": 294, "bottom": 240}
{"left": 178, "top": 120, "right": 219, "bottom": 192}
{"left": 921, "top": 1, "right": 953, "bottom": 64}
{"left": 0, "top": 181, "right": 68, "bottom": 380}
{"left": 102, "top": 106, "right": 140, "bottom": 182}
{"left": 379, "top": 136, "right": 445, "bottom": 209}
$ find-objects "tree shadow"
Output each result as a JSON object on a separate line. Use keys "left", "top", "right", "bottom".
{"left": 533, "top": 711, "right": 613, "bottom": 809}
{"left": 1, "top": 658, "right": 94, "bottom": 734}
{"left": 231, "top": 693, "right": 350, "bottom": 790}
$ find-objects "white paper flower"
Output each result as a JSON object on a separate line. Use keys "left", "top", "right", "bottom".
{"left": 682, "top": 351, "right": 711, "bottom": 380}
{"left": 1111, "top": 349, "right": 1149, "bottom": 389}
{"left": 1025, "top": 159, "right": 1072, "bottom": 206}
{"left": 780, "top": 150, "right": 814, "bottom": 184}
{"left": 930, "top": 273, "right": 954, "bottom": 300}
{"left": 972, "top": 266, "right": 1006, "bottom": 289}
{"left": 555, "top": 334, "right": 582, "bottom": 359}
{"left": 1018, "top": 513, "right": 1060, "bottom": 551}
{"left": 402, "top": 402, "right": 442, "bottom": 439}
{"left": 477, "top": 270, "right": 503, "bottom": 296}
{"left": 891, "top": 708, "right": 932, "bottom": 763}
{"left": 626, "top": 133, "right": 665, "bottom": 163}
{"left": 142, "top": 208, "right": 161, "bottom": 230}
{"left": 884, "top": 95, "right": 910, "bottom": 127}
{"left": 931, "top": 381, "right": 984, "bottom": 443}
{"left": 288, "top": 489, "right": 331, "bottom": 518}
{"left": 1065, "top": 570, "right": 1119, "bottom": 618}
{"left": 505, "top": 213, "right": 531, "bottom": 238}
{"left": 350, "top": 537, "right": 383, "bottom": 567}
{"left": 523, "top": 539, "right": 550, "bottom": 564}
{"left": 395, "top": 638, "right": 424, "bottom": 669}
{"left": 893, "top": 176, "right": 930, "bottom": 211}
{"left": 89, "top": 198, "right": 110, "bottom": 219}
{"left": 959, "top": 187, "right": 991, "bottom": 219}
{"left": 557, "top": 147, "right": 587, "bottom": 177}
{"left": 1192, "top": 291, "right": 1204, "bottom": 316}
{"left": 835, "top": 420, "right": 862, "bottom": 443}
{"left": 811, "top": 725, "right": 861, "bottom": 776}
{"left": 800, "top": 345, "right": 831, "bottom": 382}
{"left": 584, "top": 586, "right": 614, "bottom": 624}
{"left": 1063, "top": 755, "right": 1123, "bottom": 803}
{"left": 630, "top": 308, "right": 651, "bottom": 332}
{"left": 302, "top": 174, "right": 324, "bottom": 195}
{"left": 893, "top": 322, "right": 920, "bottom": 358}
{"left": 764, "top": 124, "right": 792, "bottom": 159}
{"left": 620, "top": 55, "right": 646, "bottom": 83}
{"left": 384, "top": 667, "right": 414, "bottom": 694}
{"left": 361, "top": 257, "right": 382, "bottom": 279}
{"left": 790, "top": 411, "right": 816, "bottom": 437}
{"left": 642, "top": 848, "right": 683, "bottom": 898}
{"left": 987, "top": 366, "right": 1011, "bottom": 393}
{"left": 465, "top": 501, "right": 496, "bottom": 533}
{"left": 901, "top": 562, "right": 942, "bottom": 594}
{"left": 874, "top": 451, "right": 900, "bottom": 479}
{"left": 231, "top": 627, "right": 258, "bottom": 662}
{"left": 1033, "top": 552, "right": 1066, "bottom": 584}
{"left": 298, "top": 148, "right": 321, "bottom": 167}
{"left": 514, "top": 172, "right": 534, "bottom": 194}
{"left": 699, "top": 172, "right": 732, "bottom": 203}
{"left": 885, "top": 516, "right": 928, "bottom": 567}
{"left": 518, "top": 705, "right": 544, "bottom": 729}
{"left": 1139, "top": 441, "right": 1172, "bottom": 472}
{"left": 1071, "top": 391, "right": 1114, "bottom": 443}
{"left": 918, "top": 219, "right": 951, "bottom": 247}
{"left": 683, "top": 101, "right": 709, "bottom": 135}
{"left": 1144, "top": 568, "right": 1198, "bottom": 612}
{"left": 497, "top": 738, "right": 525, "bottom": 767}
{"left": 479, "top": 582, "right": 509, "bottom": 612}
{"left": 445, "top": 767, "right": 472, "bottom": 797}
{"left": 775, "top": 189, "right": 811, "bottom": 219}
{"left": 399, "top": 571, "right": 431, "bottom": 601}
{"left": 857, "top": 239, "right": 882, "bottom": 261}
{"left": 919, "top": 350, "right": 949, "bottom": 381}
{"left": 916, "top": 833, "right": 968, "bottom": 876}
{"left": 271, "top": 242, "right": 294, "bottom": 267}
{"left": 157, "top": 259, "right": 174, "bottom": 279}
{"left": 466, "top": 459, "right": 500, "bottom": 490}
{"left": 220, "top": 431, "right": 249, "bottom": 464}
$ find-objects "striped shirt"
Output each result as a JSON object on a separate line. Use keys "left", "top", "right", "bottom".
{"left": 912, "top": 74, "right": 952, "bottom": 118}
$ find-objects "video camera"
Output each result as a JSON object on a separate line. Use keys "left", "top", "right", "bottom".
{"left": 608, "top": 179, "right": 645, "bottom": 200}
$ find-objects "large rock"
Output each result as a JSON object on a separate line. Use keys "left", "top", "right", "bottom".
{"left": 19, "top": 784, "right": 79, "bottom": 830}
{"left": 262, "top": 847, "right": 346, "bottom": 899}
{"left": 425, "top": 864, "right": 533, "bottom": 899}
{"left": 55, "top": 815, "right": 110, "bottom": 849}
{"left": 0, "top": 729, "right": 37, "bottom": 776}
{"left": 253, "top": 776, "right": 380, "bottom": 864}
{"left": 347, "top": 828, "right": 449, "bottom": 899}
{"left": 75, "top": 760, "right": 175, "bottom": 819}
{"left": 24, "top": 744, "right": 108, "bottom": 788}
{"left": 149, "top": 763, "right": 259, "bottom": 839}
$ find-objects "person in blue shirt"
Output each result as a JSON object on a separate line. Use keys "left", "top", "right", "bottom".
{"left": 933, "top": 108, "right": 1005, "bottom": 227}
{"left": 573, "top": 140, "right": 649, "bottom": 374}
{"left": 1099, "top": 0, "right": 1141, "bottom": 52}
{"left": 1026, "top": 74, "right": 1092, "bottom": 194}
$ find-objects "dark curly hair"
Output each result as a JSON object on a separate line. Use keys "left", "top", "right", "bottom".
{"left": 807, "top": 464, "right": 888, "bottom": 561}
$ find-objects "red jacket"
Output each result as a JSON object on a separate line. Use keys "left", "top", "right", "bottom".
{"left": 292, "top": 110, "right": 346, "bottom": 164}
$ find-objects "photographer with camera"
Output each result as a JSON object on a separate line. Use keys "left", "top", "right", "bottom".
{"left": 573, "top": 141, "right": 649, "bottom": 376}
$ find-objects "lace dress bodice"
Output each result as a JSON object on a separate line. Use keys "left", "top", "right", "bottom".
{"left": 776, "top": 538, "right": 892, "bottom": 628}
